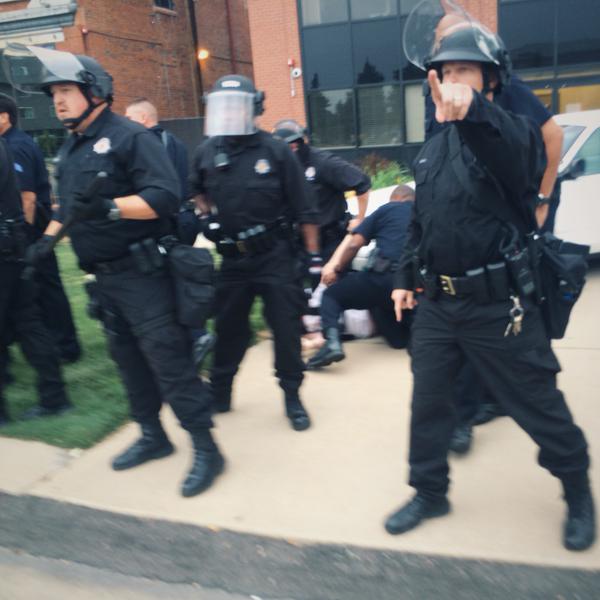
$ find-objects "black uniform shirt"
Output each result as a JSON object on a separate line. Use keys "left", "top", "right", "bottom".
{"left": 296, "top": 145, "right": 371, "bottom": 228}
{"left": 0, "top": 137, "right": 24, "bottom": 221}
{"left": 189, "top": 130, "right": 317, "bottom": 236}
{"left": 149, "top": 125, "right": 189, "bottom": 203}
{"left": 2, "top": 126, "right": 52, "bottom": 209}
{"left": 54, "top": 108, "right": 180, "bottom": 265}
{"left": 425, "top": 75, "right": 552, "bottom": 141}
{"left": 353, "top": 201, "right": 412, "bottom": 260}
{"left": 396, "top": 92, "right": 546, "bottom": 288}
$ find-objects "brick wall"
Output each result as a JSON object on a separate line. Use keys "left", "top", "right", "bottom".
{"left": 247, "top": 0, "right": 306, "bottom": 133}
{"left": 194, "top": 0, "right": 254, "bottom": 90}
{"left": 56, "top": 0, "right": 202, "bottom": 119}
{"left": 0, "top": 1, "right": 28, "bottom": 13}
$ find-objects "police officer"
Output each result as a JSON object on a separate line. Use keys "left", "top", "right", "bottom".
{"left": 423, "top": 10, "right": 565, "bottom": 452}
{"left": 190, "top": 75, "right": 319, "bottom": 431}
{"left": 0, "top": 93, "right": 82, "bottom": 363}
{"left": 272, "top": 119, "right": 371, "bottom": 264}
{"left": 125, "top": 97, "right": 215, "bottom": 368}
{"left": 384, "top": 10, "right": 594, "bottom": 551}
{"left": 0, "top": 136, "right": 71, "bottom": 425}
{"left": 306, "top": 184, "right": 414, "bottom": 370}
{"left": 7, "top": 45, "right": 224, "bottom": 496}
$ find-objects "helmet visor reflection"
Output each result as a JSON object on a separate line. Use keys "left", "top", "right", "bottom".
{"left": 205, "top": 91, "right": 256, "bottom": 137}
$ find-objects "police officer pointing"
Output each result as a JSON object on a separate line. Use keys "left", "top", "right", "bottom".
{"left": 384, "top": 5, "right": 594, "bottom": 551}
{"left": 190, "top": 75, "right": 319, "bottom": 431}
{"left": 5, "top": 45, "right": 224, "bottom": 497}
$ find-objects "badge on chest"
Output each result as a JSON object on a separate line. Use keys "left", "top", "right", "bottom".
{"left": 254, "top": 158, "right": 271, "bottom": 175}
{"left": 93, "top": 137, "right": 111, "bottom": 154}
{"left": 305, "top": 166, "right": 316, "bottom": 181}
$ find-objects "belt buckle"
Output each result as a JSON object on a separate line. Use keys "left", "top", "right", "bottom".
{"left": 440, "top": 275, "right": 456, "bottom": 296}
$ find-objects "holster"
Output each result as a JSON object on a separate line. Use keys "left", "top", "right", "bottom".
{"left": 129, "top": 238, "right": 166, "bottom": 274}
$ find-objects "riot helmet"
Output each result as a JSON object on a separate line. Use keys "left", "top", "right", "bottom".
{"left": 272, "top": 119, "right": 306, "bottom": 144}
{"left": 1, "top": 44, "right": 113, "bottom": 129}
{"left": 403, "top": 0, "right": 511, "bottom": 92}
{"left": 204, "top": 74, "right": 265, "bottom": 137}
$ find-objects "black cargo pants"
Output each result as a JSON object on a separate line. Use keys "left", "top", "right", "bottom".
{"left": 0, "top": 261, "right": 68, "bottom": 410}
{"left": 408, "top": 294, "right": 589, "bottom": 498}
{"left": 95, "top": 266, "right": 213, "bottom": 431}
{"left": 210, "top": 239, "right": 306, "bottom": 401}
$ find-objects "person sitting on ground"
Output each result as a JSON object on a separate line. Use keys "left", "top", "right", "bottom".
{"left": 306, "top": 184, "right": 414, "bottom": 370}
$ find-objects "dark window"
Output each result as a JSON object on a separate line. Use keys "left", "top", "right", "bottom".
{"left": 557, "top": 0, "right": 600, "bottom": 66}
{"left": 352, "top": 19, "right": 401, "bottom": 84}
{"left": 18, "top": 106, "right": 34, "bottom": 119}
{"left": 308, "top": 89, "right": 356, "bottom": 147}
{"left": 301, "top": 0, "right": 348, "bottom": 26}
{"left": 357, "top": 85, "right": 403, "bottom": 146}
{"left": 499, "top": 0, "right": 554, "bottom": 70}
{"left": 303, "top": 24, "right": 353, "bottom": 89}
{"left": 350, "top": 0, "right": 397, "bottom": 20}
{"left": 154, "top": 0, "right": 175, "bottom": 9}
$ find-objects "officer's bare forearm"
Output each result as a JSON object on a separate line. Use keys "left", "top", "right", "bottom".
{"left": 114, "top": 195, "right": 158, "bottom": 219}
{"left": 21, "top": 191, "right": 36, "bottom": 225}
{"left": 44, "top": 220, "right": 63, "bottom": 236}
{"left": 326, "top": 234, "right": 354, "bottom": 270}
{"left": 301, "top": 223, "right": 319, "bottom": 253}
{"left": 535, "top": 204, "right": 549, "bottom": 228}
{"left": 539, "top": 118, "right": 563, "bottom": 198}
{"left": 336, "top": 233, "right": 366, "bottom": 271}
{"left": 356, "top": 191, "right": 369, "bottom": 220}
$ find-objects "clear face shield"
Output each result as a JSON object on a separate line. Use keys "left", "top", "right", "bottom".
{"left": 1, "top": 44, "right": 86, "bottom": 94}
{"left": 402, "top": 0, "right": 497, "bottom": 71}
{"left": 204, "top": 90, "right": 256, "bottom": 137}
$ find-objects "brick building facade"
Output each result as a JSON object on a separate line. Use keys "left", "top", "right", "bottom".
{"left": 0, "top": 0, "right": 253, "bottom": 124}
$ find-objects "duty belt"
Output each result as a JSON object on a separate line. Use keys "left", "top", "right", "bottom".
{"left": 88, "top": 254, "right": 136, "bottom": 275}
{"left": 419, "top": 261, "right": 513, "bottom": 304}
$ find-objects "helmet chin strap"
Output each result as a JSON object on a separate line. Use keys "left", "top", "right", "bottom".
{"left": 61, "top": 86, "right": 107, "bottom": 130}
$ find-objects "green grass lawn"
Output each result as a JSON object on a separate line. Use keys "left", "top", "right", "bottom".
{"left": 2, "top": 242, "right": 265, "bottom": 449}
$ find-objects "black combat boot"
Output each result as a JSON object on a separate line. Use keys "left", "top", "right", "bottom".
{"left": 449, "top": 422, "right": 473, "bottom": 455}
{"left": 181, "top": 430, "right": 225, "bottom": 497}
{"left": 111, "top": 421, "right": 174, "bottom": 471}
{"left": 306, "top": 327, "right": 345, "bottom": 370}
{"left": 21, "top": 402, "right": 73, "bottom": 420}
{"left": 210, "top": 383, "right": 232, "bottom": 414}
{"left": 284, "top": 392, "right": 311, "bottom": 431}
{"left": 561, "top": 473, "right": 596, "bottom": 551}
{"left": 384, "top": 494, "right": 451, "bottom": 535}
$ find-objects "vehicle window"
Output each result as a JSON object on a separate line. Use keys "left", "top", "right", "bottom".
{"left": 575, "top": 128, "right": 600, "bottom": 176}
{"left": 561, "top": 125, "right": 585, "bottom": 158}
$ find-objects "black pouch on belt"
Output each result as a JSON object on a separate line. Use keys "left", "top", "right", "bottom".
{"left": 486, "top": 262, "right": 510, "bottom": 301}
{"left": 465, "top": 267, "right": 490, "bottom": 304}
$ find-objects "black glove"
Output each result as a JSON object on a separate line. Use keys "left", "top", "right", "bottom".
{"left": 24, "top": 234, "right": 53, "bottom": 268}
{"left": 70, "top": 193, "right": 115, "bottom": 221}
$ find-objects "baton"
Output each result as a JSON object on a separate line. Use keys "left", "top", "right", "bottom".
{"left": 22, "top": 171, "right": 108, "bottom": 279}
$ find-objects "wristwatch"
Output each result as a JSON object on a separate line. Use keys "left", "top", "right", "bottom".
{"left": 536, "top": 193, "right": 551, "bottom": 207}
{"left": 107, "top": 199, "right": 121, "bottom": 221}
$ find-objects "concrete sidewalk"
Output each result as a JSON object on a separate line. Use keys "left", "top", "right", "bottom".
{"left": 1, "top": 273, "right": 599, "bottom": 573}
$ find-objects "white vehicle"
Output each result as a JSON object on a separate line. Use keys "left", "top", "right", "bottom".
{"left": 554, "top": 109, "right": 600, "bottom": 253}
